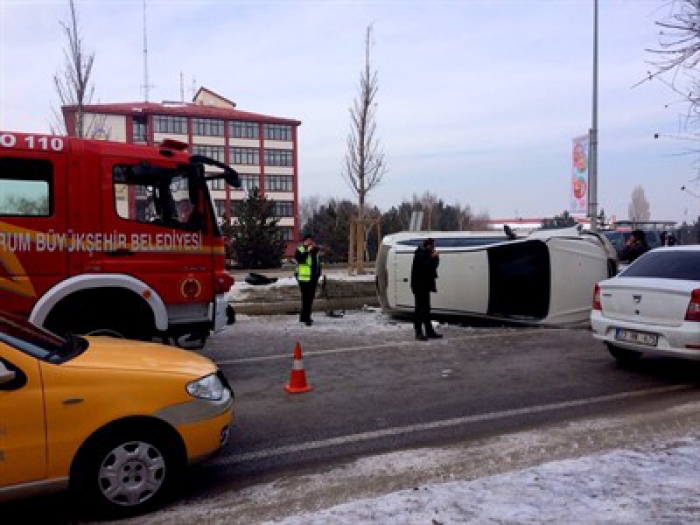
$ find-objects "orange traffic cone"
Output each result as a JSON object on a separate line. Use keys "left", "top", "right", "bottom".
{"left": 285, "top": 342, "right": 313, "bottom": 393}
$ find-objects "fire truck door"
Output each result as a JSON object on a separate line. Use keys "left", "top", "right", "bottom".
{"left": 95, "top": 159, "right": 213, "bottom": 320}
{"left": 0, "top": 153, "right": 69, "bottom": 312}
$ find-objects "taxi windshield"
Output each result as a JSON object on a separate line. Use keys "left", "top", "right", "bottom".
{"left": 0, "top": 313, "right": 87, "bottom": 363}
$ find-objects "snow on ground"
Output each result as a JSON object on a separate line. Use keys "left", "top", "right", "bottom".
{"left": 226, "top": 273, "right": 374, "bottom": 302}
{"left": 262, "top": 436, "right": 700, "bottom": 525}
{"left": 230, "top": 309, "right": 413, "bottom": 334}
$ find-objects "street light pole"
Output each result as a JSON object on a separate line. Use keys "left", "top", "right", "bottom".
{"left": 588, "top": 0, "right": 599, "bottom": 232}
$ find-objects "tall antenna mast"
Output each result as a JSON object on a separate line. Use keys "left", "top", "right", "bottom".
{"left": 142, "top": 0, "right": 150, "bottom": 102}
{"left": 180, "top": 71, "right": 185, "bottom": 102}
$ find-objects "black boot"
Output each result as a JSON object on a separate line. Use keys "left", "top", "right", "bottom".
{"left": 416, "top": 331, "right": 428, "bottom": 341}
{"left": 426, "top": 332, "right": 443, "bottom": 339}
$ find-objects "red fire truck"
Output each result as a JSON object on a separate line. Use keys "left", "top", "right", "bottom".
{"left": 0, "top": 131, "right": 239, "bottom": 347}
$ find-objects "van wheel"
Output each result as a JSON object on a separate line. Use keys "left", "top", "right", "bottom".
{"left": 76, "top": 430, "right": 181, "bottom": 516}
{"left": 606, "top": 343, "right": 642, "bottom": 363}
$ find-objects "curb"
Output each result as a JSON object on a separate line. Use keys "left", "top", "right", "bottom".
{"left": 231, "top": 296, "right": 380, "bottom": 316}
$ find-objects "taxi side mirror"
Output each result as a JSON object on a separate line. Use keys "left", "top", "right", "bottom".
{"left": 0, "top": 362, "right": 16, "bottom": 386}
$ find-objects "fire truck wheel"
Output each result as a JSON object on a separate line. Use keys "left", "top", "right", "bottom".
{"left": 83, "top": 328, "right": 128, "bottom": 338}
{"left": 47, "top": 315, "right": 150, "bottom": 341}
{"left": 45, "top": 290, "right": 155, "bottom": 341}
{"left": 79, "top": 319, "right": 151, "bottom": 341}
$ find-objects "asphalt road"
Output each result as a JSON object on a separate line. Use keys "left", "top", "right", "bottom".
{"left": 6, "top": 312, "right": 700, "bottom": 524}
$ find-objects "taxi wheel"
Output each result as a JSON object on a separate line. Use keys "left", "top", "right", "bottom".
{"left": 606, "top": 343, "right": 642, "bottom": 364}
{"left": 77, "top": 431, "right": 182, "bottom": 516}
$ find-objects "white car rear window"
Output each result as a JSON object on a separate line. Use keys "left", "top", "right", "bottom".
{"left": 621, "top": 251, "right": 700, "bottom": 280}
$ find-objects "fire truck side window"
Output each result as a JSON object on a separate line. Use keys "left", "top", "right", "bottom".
{"left": 0, "top": 158, "right": 52, "bottom": 217}
{"left": 113, "top": 165, "right": 203, "bottom": 231}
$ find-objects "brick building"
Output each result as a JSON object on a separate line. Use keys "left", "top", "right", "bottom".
{"left": 62, "top": 87, "right": 302, "bottom": 253}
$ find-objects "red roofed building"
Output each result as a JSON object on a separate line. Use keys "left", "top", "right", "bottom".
{"left": 62, "top": 87, "right": 302, "bottom": 254}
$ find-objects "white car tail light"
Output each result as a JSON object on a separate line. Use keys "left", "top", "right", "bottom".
{"left": 685, "top": 289, "right": 700, "bottom": 322}
{"left": 592, "top": 284, "right": 602, "bottom": 311}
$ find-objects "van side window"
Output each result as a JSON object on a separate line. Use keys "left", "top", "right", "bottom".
{"left": 0, "top": 158, "right": 52, "bottom": 217}
{"left": 113, "top": 165, "right": 202, "bottom": 231}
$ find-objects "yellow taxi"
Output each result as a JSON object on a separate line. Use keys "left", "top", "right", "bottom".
{"left": 0, "top": 313, "right": 233, "bottom": 515}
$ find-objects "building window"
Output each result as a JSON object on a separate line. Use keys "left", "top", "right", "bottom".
{"left": 0, "top": 158, "right": 52, "bottom": 216}
{"left": 272, "top": 201, "right": 294, "bottom": 217}
{"left": 230, "top": 121, "right": 259, "bottom": 139}
{"left": 264, "top": 149, "right": 293, "bottom": 167}
{"left": 238, "top": 175, "right": 260, "bottom": 191}
{"left": 278, "top": 227, "right": 294, "bottom": 241}
{"left": 133, "top": 116, "right": 147, "bottom": 142}
{"left": 206, "top": 177, "right": 226, "bottom": 191}
{"left": 154, "top": 115, "right": 187, "bottom": 134}
{"left": 192, "top": 144, "right": 225, "bottom": 163}
{"left": 213, "top": 199, "right": 227, "bottom": 218}
{"left": 265, "top": 175, "right": 293, "bottom": 192}
{"left": 192, "top": 118, "right": 224, "bottom": 137}
{"left": 231, "top": 147, "right": 260, "bottom": 165}
{"left": 264, "top": 123, "right": 292, "bottom": 141}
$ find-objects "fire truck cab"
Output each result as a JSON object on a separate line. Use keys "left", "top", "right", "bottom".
{"left": 0, "top": 131, "right": 239, "bottom": 347}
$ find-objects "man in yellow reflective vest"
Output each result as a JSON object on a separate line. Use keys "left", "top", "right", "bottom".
{"left": 294, "top": 234, "right": 322, "bottom": 326}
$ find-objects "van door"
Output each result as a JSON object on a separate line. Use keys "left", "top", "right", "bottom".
{"left": 395, "top": 249, "right": 416, "bottom": 309}
{"left": 0, "top": 154, "right": 69, "bottom": 318}
{"left": 0, "top": 344, "right": 46, "bottom": 488}
{"left": 487, "top": 240, "right": 550, "bottom": 320}
{"left": 431, "top": 249, "right": 490, "bottom": 315}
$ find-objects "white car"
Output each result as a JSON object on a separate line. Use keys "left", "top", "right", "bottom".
{"left": 591, "top": 246, "right": 700, "bottom": 362}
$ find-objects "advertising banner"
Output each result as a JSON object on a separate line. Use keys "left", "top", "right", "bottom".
{"left": 570, "top": 135, "right": 589, "bottom": 215}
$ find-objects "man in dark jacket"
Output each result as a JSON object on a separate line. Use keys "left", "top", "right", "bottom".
{"left": 619, "top": 229, "right": 649, "bottom": 264}
{"left": 295, "top": 234, "right": 322, "bottom": 326}
{"left": 411, "top": 238, "right": 442, "bottom": 341}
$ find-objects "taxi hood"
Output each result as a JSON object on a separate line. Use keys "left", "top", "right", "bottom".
{"left": 63, "top": 337, "right": 217, "bottom": 378}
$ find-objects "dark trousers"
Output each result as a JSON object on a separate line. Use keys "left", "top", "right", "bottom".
{"left": 413, "top": 289, "right": 434, "bottom": 335}
{"left": 298, "top": 278, "right": 318, "bottom": 322}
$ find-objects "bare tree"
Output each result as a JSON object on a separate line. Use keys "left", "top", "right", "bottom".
{"left": 52, "top": 0, "right": 98, "bottom": 137}
{"left": 469, "top": 210, "right": 491, "bottom": 231}
{"left": 416, "top": 191, "right": 438, "bottom": 230}
{"left": 643, "top": 1, "right": 700, "bottom": 129}
{"left": 343, "top": 24, "right": 387, "bottom": 217}
{"left": 628, "top": 185, "right": 651, "bottom": 222}
{"left": 298, "top": 195, "right": 323, "bottom": 234}
{"left": 343, "top": 24, "right": 387, "bottom": 273}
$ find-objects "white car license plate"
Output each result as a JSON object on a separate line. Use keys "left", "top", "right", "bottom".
{"left": 615, "top": 328, "right": 658, "bottom": 347}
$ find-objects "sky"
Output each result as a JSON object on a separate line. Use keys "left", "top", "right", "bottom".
{"left": 2, "top": 0, "right": 700, "bottom": 224}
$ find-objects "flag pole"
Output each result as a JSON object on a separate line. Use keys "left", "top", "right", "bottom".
{"left": 588, "top": 0, "right": 599, "bottom": 232}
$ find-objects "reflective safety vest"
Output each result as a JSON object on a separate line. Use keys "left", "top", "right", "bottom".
{"left": 296, "top": 245, "right": 313, "bottom": 282}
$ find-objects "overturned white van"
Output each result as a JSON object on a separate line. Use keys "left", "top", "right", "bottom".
{"left": 375, "top": 227, "right": 617, "bottom": 327}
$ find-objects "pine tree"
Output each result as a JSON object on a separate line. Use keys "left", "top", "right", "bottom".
{"left": 232, "top": 187, "right": 286, "bottom": 269}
